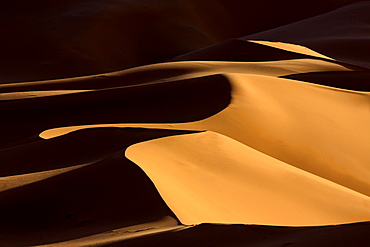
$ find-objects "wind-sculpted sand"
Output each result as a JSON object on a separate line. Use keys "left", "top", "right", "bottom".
{"left": 1, "top": 1, "right": 370, "bottom": 246}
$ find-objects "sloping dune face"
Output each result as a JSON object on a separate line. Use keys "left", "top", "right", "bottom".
{"left": 1, "top": 0, "right": 370, "bottom": 246}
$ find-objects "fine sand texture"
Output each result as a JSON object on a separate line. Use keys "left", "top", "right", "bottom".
{"left": 1, "top": 1, "right": 370, "bottom": 246}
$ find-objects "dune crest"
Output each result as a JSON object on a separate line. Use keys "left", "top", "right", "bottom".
{"left": 248, "top": 40, "right": 334, "bottom": 60}
{"left": 38, "top": 51, "right": 352, "bottom": 140}
{"left": 0, "top": 163, "right": 90, "bottom": 192}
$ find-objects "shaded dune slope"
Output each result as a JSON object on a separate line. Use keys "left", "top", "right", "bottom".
{"left": 244, "top": 1, "right": 370, "bottom": 69}
{"left": 0, "top": 74, "right": 231, "bottom": 149}
{"left": 0, "top": 128, "right": 192, "bottom": 246}
{"left": 1, "top": 1, "right": 370, "bottom": 246}
{"left": 0, "top": 0, "right": 364, "bottom": 82}
{"left": 107, "top": 222, "right": 370, "bottom": 247}
{"left": 284, "top": 71, "right": 370, "bottom": 91}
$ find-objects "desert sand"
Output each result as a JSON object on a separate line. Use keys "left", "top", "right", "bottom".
{"left": 0, "top": 1, "right": 369, "bottom": 246}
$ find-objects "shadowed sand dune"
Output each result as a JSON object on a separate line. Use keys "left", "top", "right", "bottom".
{"left": 244, "top": 1, "right": 370, "bottom": 69}
{"left": 0, "top": 74, "right": 231, "bottom": 149}
{"left": 1, "top": 1, "right": 370, "bottom": 246}
{"left": 0, "top": 128, "right": 192, "bottom": 246}
{"left": 0, "top": 0, "right": 364, "bottom": 82}
{"left": 284, "top": 71, "right": 370, "bottom": 91}
{"left": 106, "top": 222, "right": 370, "bottom": 247}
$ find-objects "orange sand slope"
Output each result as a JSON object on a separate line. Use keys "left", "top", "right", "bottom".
{"left": 1, "top": 1, "right": 370, "bottom": 246}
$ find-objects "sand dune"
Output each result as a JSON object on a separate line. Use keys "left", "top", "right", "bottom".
{"left": 0, "top": 128, "right": 193, "bottom": 246}
{"left": 0, "top": 0, "right": 364, "bottom": 82}
{"left": 127, "top": 131, "right": 370, "bottom": 226}
{"left": 244, "top": 1, "right": 370, "bottom": 69}
{"left": 1, "top": 1, "right": 370, "bottom": 246}
{"left": 105, "top": 222, "right": 370, "bottom": 247}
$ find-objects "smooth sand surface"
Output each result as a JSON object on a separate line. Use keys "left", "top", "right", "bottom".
{"left": 1, "top": 1, "right": 370, "bottom": 246}
{"left": 127, "top": 131, "right": 370, "bottom": 226}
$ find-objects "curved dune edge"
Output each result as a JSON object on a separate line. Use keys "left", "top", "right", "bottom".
{"left": 190, "top": 73, "right": 370, "bottom": 198}
{"left": 39, "top": 52, "right": 353, "bottom": 139}
{"left": 37, "top": 67, "right": 370, "bottom": 227}
{"left": 95, "top": 221, "right": 370, "bottom": 247}
{"left": 37, "top": 216, "right": 186, "bottom": 247}
{"left": 0, "top": 128, "right": 190, "bottom": 246}
{"left": 248, "top": 40, "right": 334, "bottom": 60}
{"left": 243, "top": 2, "right": 370, "bottom": 69}
{"left": 125, "top": 131, "right": 370, "bottom": 226}
{"left": 1, "top": 54, "right": 350, "bottom": 94}
{"left": 0, "top": 163, "right": 90, "bottom": 192}
{"left": 39, "top": 71, "right": 370, "bottom": 196}
{"left": 0, "top": 90, "right": 91, "bottom": 101}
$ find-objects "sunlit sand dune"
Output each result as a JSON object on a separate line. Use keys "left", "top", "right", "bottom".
{"left": 1, "top": 1, "right": 370, "bottom": 246}
{"left": 40, "top": 61, "right": 370, "bottom": 201}
{"left": 126, "top": 131, "right": 370, "bottom": 226}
